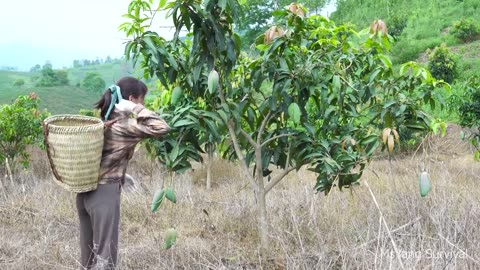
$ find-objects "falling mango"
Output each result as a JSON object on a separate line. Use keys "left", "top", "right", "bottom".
{"left": 163, "top": 228, "right": 177, "bottom": 249}
{"left": 165, "top": 187, "right": 177, "bottom": 204}
{"left": 419, "top": 171, "right": 431, "bottom": 197}
{"left": 151, "top": 188, "right": 165, "bottom": 212}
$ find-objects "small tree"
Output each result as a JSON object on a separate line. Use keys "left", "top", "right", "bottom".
{"left": 457, "top": 76, "right": 480, "bottom": 159}
{"left": 13, "top": 78, "right": 25, "bottom": 87}
{"left": 82, "top": 72, "right": 106, "bottom": 93}
{"left": 427, "top": 43, "right": 458, "bottom": 84}
{"left": 55, "top": 70, "right": 69, "bottom": 85}
{"left": 121, "top": 0, "right": 447, "bottom": 251}
{"left": 30, "top": 64, "right": 41, "bottom": 73}
{"left": 0, "top": 93, "right": 50, "bottom": 171}
{"left": 35, "top": 63, "right": 70, "bottom": 87}
{"left": 451, "top": 17, "right": 480, "bottom": 43}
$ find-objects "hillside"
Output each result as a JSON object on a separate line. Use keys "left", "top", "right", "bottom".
{"left": 331, "top": 0, "right": 480, "bottom": 67}
{"left": 0, "top": 60, "right": 145, "bottom": 114}
{"left": 2, "top": 1, "right": 479, "bottom": 115}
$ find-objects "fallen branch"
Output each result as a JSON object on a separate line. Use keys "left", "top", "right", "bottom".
{"left": 356, "top": 216, "right": 422, "bottom": 249}
{"left": 364, "top": 180, "right": 405, "bottom": 270}
{"left": 438, "top": 233, "right": 480, "bottom": 265}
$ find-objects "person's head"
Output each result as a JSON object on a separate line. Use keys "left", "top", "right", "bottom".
{"left": 96, "top": 77, "right": 148, "bottom": 120}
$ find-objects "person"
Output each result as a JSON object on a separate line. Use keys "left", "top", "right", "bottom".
{"left": 76, "top": 76, "right": 170, "bottom": 269}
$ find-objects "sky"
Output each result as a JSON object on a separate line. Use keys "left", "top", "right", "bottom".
{"left": 0, "top": 0, "right": 336, "bottom": 71}
{"left": 0, "top": 0, "right": 175, "bottom": 71}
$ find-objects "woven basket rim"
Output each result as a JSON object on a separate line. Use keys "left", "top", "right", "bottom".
{"left": 44, "top": 114, "right": 104, "bottom": 128}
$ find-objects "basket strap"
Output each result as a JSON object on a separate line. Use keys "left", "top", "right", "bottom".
{"left": 42, "top": 121, "right": 63, "bottom": 182}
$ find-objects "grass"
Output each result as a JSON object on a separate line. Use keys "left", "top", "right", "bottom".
{"left": 1, "top": 125, "right": 480, "bottom": 269}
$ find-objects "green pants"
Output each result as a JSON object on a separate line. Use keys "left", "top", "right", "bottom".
{"left": 76, "top": 183, "right": 121, "bottom": 269}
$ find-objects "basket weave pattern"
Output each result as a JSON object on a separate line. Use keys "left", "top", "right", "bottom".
{"left": 43, "top": 115, "right": 104, "bottom": 193}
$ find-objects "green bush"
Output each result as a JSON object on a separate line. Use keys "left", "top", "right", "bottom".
{"left": 0, "top": 94, "right": 50, "bottom": 169}
{"left": 451, "top": 18, "right": 480, "bottom": 43}
{"left": 13, "top": 78, "right": 25, "bottom": 87}
{"left": 82, "top": 72, "right": 106, "bottom": 93}
{"left": 35, "top": 64, "right": 70, "bottom": 87}
{"left": 458, "top": 76, "right": 480, "bottom": 129}
{"left": 457, "top": 76, "right": 480, "bottom": 159}
{"left": 79, "top": 108, "right": 100, "bottom": 117}
{"left": 427, "top": 43, "right": 458, "bottom": 83}
{"left": 388, "top": 13, "right": 408, "bottom": 41}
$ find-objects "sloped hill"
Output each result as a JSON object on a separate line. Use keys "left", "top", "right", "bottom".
{"left": 0, "top": 60, "right": 146, "bottom": 114}
{"left": 331, "top": 0, "right": 480, "bottom": 64}
{"left": 0, "top": 72, "right": 98, "bottom": 114}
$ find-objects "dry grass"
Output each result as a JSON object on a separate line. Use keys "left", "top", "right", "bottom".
{"left": 2, "top": 125, "right": 480, "bottom": 269}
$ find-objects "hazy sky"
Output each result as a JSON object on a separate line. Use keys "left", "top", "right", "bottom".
{"left": 0, "top": 0, "right": 175, "bottom": 70}
{"left": 0, "top": 0, "right": 335, "bottom": 71}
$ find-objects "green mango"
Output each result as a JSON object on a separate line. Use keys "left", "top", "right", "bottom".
{"left": 151, "top": 188, "right": 165, "bottom": 212}
{"left": 288, "top": 102, "right": 301, "bottom": 124}
{"left": 171, "top": 86, "right": 182, "bottom": 105}
{"left": 208, "top": 69, "right": 219, "bottom": 94}
{"left": 165, "top": 187, "right": 176, "bottom": 203}
{"left": 419, "top": 171, "right": 431, "bottom": 197}
{"left": 163, "top": 228, "right": 177, "bottom": 249}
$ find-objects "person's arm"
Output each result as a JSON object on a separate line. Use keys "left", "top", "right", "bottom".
{"left": 111, "top": 103, "right": 170, "bottom": 139}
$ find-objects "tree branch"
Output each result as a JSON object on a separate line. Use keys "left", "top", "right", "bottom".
{"left": 257, "top": 111, "right": 272, "bottom": 144}
{"left": 240, "top": 129, "right": 258, "bottom": 148}
{"left": 261, "top": 133, "right": 295, "bottom": 147}
{"left": 265, "top": 166, "right": 297, "bottom": 193}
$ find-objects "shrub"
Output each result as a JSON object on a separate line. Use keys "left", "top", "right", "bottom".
{"left": 388, "top": 13, "right": 408, "bottom": 41}
{"left": 451, "top": 18, "right": 480, "bottom": 43}
{"left": 13, "top": 78, "right": 25, "bottom": 87}
{"left": 457, "top": 76, "right": 480, "bottom": 159}
{"left": 35, "top": 64, "right": 70, "bottom": 87}
{"left": 427, "top": 43, "right": 458, "bottom": 83}
{"left": 0, "top": 93, "right": 50, "bottom": 169}
{"left": 79, "top": 108, "right": 100, "bottom": 117}
{"left": 82, "top": 72, "right": 106, "bottom": 93}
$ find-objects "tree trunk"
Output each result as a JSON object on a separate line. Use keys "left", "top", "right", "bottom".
{"left": 206, "top": 146, "right": 213, "bottom": 190}
{"left": 256, "top": 182, "right": 268, "bottom": 252}
{"left": 0, "top": 171, "right": 7, "bottom": 198}
{"left": 5, "top": 158, "right": 14, "bottom": 186}
{"left": 255, "top": 147, "right": 269, "bottom": 252}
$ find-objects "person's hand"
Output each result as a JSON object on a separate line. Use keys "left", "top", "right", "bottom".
{"left": 115, "top": 100, "right": 137, "bottom": 113}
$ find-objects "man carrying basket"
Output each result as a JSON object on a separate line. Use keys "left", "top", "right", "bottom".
{"left": 76, "top": 77, "right": 170, "bottom": 269}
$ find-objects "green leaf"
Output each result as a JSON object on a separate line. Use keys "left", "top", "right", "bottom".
{"left": 159, "top": 0, "right": 167, "bottom": 8}
{"left": 173, "top": 119, "right": 195, "bottom": 128}
{"left": 151, "top": 188, "right": 165, "bottom": 212}
{"left": 143, "top": 36, "right": 157, "bottom": 51}
{"left": 332, "top": 75, "right": 341, "bottom": 91}
{"left": 377, "top": 54, "right": 392, "bottom": 69}
{"left": 288, "top": 103, "right": 301, "bottom": 124}
{"left": 405, "top": 122, "right": 426, "bottom": 131}
{"left": 170, "top": 144, "right": 180, "bottom": 161}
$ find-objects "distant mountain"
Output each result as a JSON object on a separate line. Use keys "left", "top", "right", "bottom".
{"left": 0, "top": 42, "right": 124, "bottom": 72}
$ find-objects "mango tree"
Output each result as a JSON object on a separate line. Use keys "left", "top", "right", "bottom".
{"left": 120, "top": 0, "right": 447, "bottom": 250}
{"left": 0, "top": 93, "right": 49, "bottom": 173}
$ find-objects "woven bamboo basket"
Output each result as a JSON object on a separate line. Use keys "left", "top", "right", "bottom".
{"left": 42, "top": 115, "right": 104, "bottom": 193}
